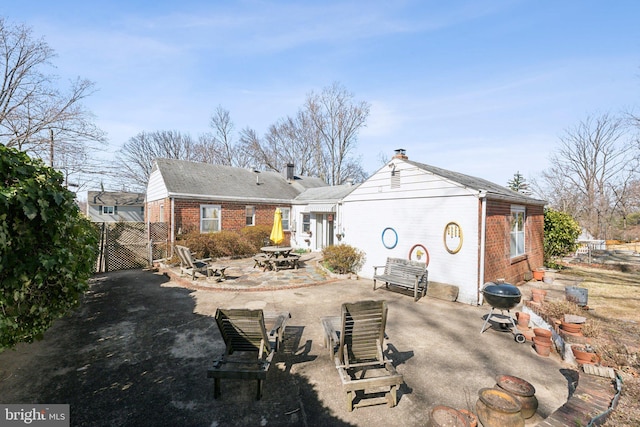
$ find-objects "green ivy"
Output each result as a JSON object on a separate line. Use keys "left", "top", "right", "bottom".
{"left": 544, "top": 208, "right": 581, "bottom": 268}
{"left": 0, "top": 145, "right": 99, "bottom": 350}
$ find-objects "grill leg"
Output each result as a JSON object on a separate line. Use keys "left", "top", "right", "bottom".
{"left": 480, "top": 307, "right": 495, "bottom": 334}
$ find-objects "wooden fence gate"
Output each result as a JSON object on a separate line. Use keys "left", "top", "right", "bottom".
{"left": 95, "top": 222, "right": 170, "bottom": 272}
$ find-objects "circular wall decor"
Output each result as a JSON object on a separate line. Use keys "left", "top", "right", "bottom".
{"left": 408, "top": 244, "right": 430, "bottom": 266}
{"left": 444, "top": 222, "right": 463, "bottom": 254}
{"left": 381, "top": 227, "right": 398, "bottom": 249}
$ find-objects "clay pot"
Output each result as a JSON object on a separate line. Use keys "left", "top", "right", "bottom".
{"left": 572, "top": 345, "right": 599, "bottom": 365}
{"left": 561, "top": 321, "right": 583, "bottom": 334}
{"left": 476, "top": 388, "right": 524, "bottom": 427}
{"left": 495, "top": 375, "right": 538, "bottom": 419}
{"left": 533, "top": 328, "right": 552, "bottom": 340}
{"left": 458, "top": 409, "right": 478, "bottom": 427}
{"left": 531, "top": 288, "right": 547, "bottom": 303}
{"left": 428, "top": 405, "right": 470, "bottom": 427}
{"left": 516, "top": 312, "right": 530, "bottom": 329}
{"left": 532, "top": 269, "right": 544, "bottom": 281}
{"left": 533, "top": 337, "right": 551, "bottom": 357}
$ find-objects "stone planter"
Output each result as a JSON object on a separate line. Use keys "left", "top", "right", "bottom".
{"left": 495, "top": 375, "right": 538, "bottom": 419}
{"left": 476, "top": 388, "right": 524, "bottom": 427}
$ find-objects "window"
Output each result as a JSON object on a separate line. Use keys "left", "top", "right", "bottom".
{"left": 201, "top": 205, "right": 221, "bottom": 233}
{"left": 510, "top": 206, "right": 525, "bottom": 257}
{"left": 101, "top": 206, "right": 116, "bottom": 215}
{"left": 245, "top": 206, "right": 255, "bottom": 226}
{"left": 302, "top": 213, "right": 311, "bottom": 233}
{"left": 279, "top": 207, "right": 291, "bottom": 230}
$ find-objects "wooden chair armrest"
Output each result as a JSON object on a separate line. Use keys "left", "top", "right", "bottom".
{"left": 268, "top": 312, "right": 291, "bottom": 336}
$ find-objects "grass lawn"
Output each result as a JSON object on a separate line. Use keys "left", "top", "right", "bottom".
{"left": 557, "top": 261, "right": 639, "bottom": 427}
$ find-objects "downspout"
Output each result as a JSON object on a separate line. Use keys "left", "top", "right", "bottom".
{"left": 170, "top": 197, "right": 175, "bottom": 257}
{"left": 478, "top": 192, "right": 487, "bottom": 305}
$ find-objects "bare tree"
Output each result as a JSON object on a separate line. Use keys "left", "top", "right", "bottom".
{"left": 116, "top": 130, "right": 197, "bottom": 190}
{"left": 0, "top": 18, "right": 106, "bottom": 185}
{"left": 540, "top": 113, "right": 639, "bottom": 238}
{"left": 306, "top": 82, "right": 370, "bottom": 185}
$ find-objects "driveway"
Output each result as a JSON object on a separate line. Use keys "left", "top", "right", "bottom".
{"left": 0, "top": 263, "right": 572, "bottom": 426}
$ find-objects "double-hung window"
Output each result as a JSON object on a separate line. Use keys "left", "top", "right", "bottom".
{"left": 245, "top": 206, "right": 255, "bottom": 226}
{"left": 510, "top": 206, "right": 526, "bottom": 258}
{"left": 279, "top": 207, "right": 290, "bottom": 230}
{"left": 201, "top": 205, "right": 221, "bottom": 233}
{"left": 101, "top": 206, "right": 116, "bottom": 215}
{"left": 302, "top": 213, "right": 311, "bottom": 233}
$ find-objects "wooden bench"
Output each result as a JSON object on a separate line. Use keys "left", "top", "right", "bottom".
{"left": 373, "top": 257, "right": 428, "bottom": 301}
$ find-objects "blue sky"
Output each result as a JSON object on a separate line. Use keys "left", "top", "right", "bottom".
{"left": 4, "top": 1, "right": 639, "bottom": 187}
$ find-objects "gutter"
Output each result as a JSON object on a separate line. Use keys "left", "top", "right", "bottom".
{"left": 167, "top": 192, "right": 293, "bottom": 204}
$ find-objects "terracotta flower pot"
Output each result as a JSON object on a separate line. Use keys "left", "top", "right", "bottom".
{"left": 572, "top": 345, "right": 599, "bottom": 365}
{"left": 532, "top": 269, "right": 544, "bottom": 281}
{"left": 531, "top": 288, "right": 546, "bottom": 303}
{"left": 516, "top": 312, "right": 530, "bottom": 329}
{"left": 533, "top": 327, "right": 552, "bottom": 340}
{"left": 428, "top": 405, "right": 471, "bottom": 427}
{"left": 561, "top": 321, "right": 583, "bottom": 334}
{"left": 533, "top": 337, "right": 551, "bottom": 356}
{"left": 458, "top": 409, "right": 478, "bottom": 427}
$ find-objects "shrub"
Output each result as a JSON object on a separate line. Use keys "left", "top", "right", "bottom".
{"left": 544, "top": 208, "right": 581, "bottom": 268}
{"left": 0, "top": 146, "right": 99, "bottom": 350}
{"left": 240, "top": 225, "right": 272, "bottom": 250}
{"left": 322, "top": 244, "right": 365, "bottom": 274}
{"left": 177, "top": 230, "right": 256, "bottom": 258}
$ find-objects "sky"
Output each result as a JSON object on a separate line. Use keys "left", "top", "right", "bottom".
{"left": 3, "top": 1, "right": 640, "bottom": 189}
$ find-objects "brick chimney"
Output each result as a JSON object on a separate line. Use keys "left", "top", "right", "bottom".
{"left": 393, "top": 148, "right": 408, "bottom": 160}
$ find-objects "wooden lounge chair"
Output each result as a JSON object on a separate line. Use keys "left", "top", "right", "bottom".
{"left": 328, "top": 300, "right": 404, "bottom": 411}
{"left": 207, "top": 308, "right": 289, "bottom": 399}
{"left": 175, "top": 245, "right": 227, "bottom": 281}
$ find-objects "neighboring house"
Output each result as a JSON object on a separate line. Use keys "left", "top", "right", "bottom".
{"left": 145, "top": 159, "right": 326, "bottom": 244}
{"left": 290, "top": 182, "right": 358, "bottom": 251}
{"left": 87, "top": 191, "right": 145, "bottom": 222}
{"left": 338, "top": 149, "right": 547, "bottom": 305}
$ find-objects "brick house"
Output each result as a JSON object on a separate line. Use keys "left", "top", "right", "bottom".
{"left": 339, "top": 149, "right": 546, "bottom": 305}
{"left": 145, "top": 159, "right": 327, "bottom": 245}
{"left": 146, "top": 152, "right": 546, "bottom": 305}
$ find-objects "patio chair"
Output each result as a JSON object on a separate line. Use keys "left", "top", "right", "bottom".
{"left": 330, "top": 300, "right": 404, "bottom": 411}
{"left": 175, "top": 245, "right": 227, "bottom": 281}
{"left": 207, "top": 308, "right": 289, "bottom": 400}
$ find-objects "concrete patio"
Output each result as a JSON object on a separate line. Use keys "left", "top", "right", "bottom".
{"left": 0, "top": 257, "right": 583, "bottom": 426}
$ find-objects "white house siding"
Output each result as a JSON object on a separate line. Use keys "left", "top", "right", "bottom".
{"left": 146, "top": 169, "right": 168, "bottom": 202}
{"left": 340, "top": 161, "right": 482, "bottom": 305}
{"left": 88, "top": 205, "right": 144, "bottom": 222}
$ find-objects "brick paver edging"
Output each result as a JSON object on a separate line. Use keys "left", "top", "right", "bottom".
{"left": 537, "top": 371, "right": 622, "bottom": 426}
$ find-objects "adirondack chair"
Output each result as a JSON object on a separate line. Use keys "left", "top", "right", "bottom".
{"left": 175, "top": 245, "right": 227, "bottom": 281}
{"left": 329, "top": 300, "right": 404, "bottom": 411}
{"left": 207, "top": 308, "right": 289, "bottom": 400}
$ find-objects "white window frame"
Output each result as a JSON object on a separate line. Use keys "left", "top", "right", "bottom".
{"left": 245, "top": 206, "right": 255, "bottom": 226}
{"left": 302, "top": 213, "right": 311, "bottom": 233}
{"left": 279, "top": 207, "right": 291, "bottom": 231}
{"left": 510, "top": 206, "right": 526, "bottom": 258}
{"left": 201, "top": 204, "right": 221, "bottom": 233}
{"left": 101, "top": 206, "right": 115, "bottom": 215}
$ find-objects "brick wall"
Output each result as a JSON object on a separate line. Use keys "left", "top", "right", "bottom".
{"left": 168, "top": 198, "right": 291, "bottom": 243}
{"left": 483, "top": 200, "right": 544, "bottom": 285}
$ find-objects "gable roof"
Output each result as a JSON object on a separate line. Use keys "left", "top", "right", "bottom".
{"left": 87, "top": 191, "right": 145, "bottom": 206}
{"left": 153, "top": 158, "right": 327, "bottom": 202}
{"left": 405, "top": 160, "right": 546, "bottom": 205}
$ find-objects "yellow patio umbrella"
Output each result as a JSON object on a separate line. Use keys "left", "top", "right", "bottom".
{"left": 269, "top": 208, "right": 285, "bottom": 245}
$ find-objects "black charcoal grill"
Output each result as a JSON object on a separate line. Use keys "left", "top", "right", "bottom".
{"left": 480, "top": 282, "right": 526, "bottom": 343}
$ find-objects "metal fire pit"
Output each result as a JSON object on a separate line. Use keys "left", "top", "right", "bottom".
{"left": 480, "top": 282, "right": 526, "bottom": 343}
